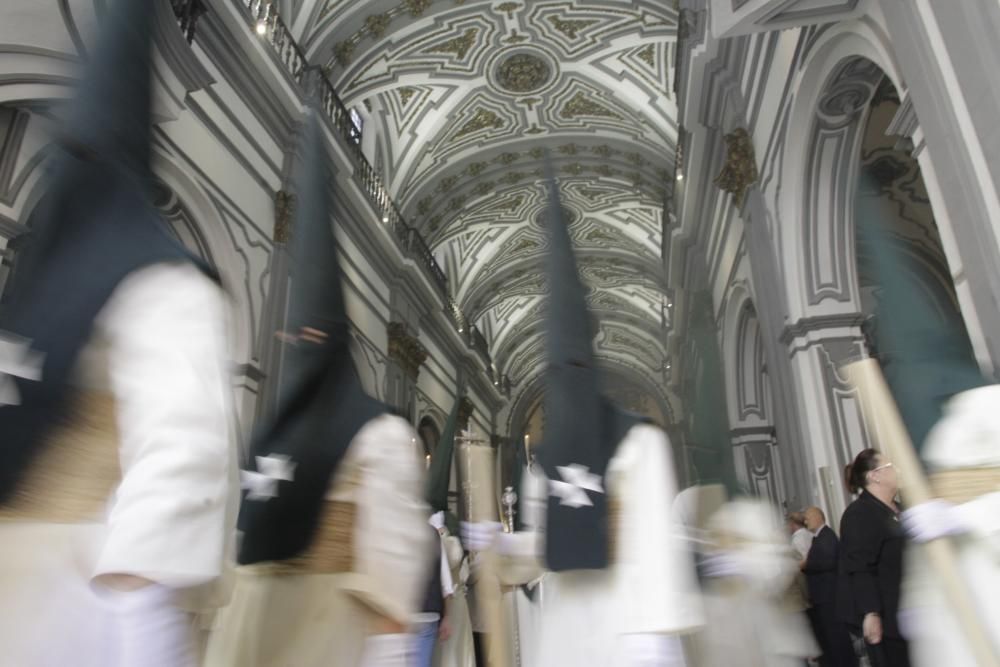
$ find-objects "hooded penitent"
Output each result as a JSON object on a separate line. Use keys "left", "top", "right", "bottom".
{"left": 425, "top": 395, "right": 462, "bottom": 536}
{"left": 535, "top": 160, "right": 642, "bottom": 572}
{"left": 237, "top": 110, "right": 385, "bottom": 564}
{"left": 0, "top": 0, "right": 212, "bottom": 500}
{"left": 854, "top": 170, "right": 986, "bottom": 458}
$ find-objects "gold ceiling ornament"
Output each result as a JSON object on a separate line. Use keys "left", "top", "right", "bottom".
{"left": 714, "top": 127, "right": 758, "bottom": 207}
{"left": 525, "top": 125, "right": 545, "bottom": 134}
{"left": 334, "top": 40, "right": 355, "bottom": 67}
{"left": 398, "top": 86, "right": 417, "bottom": 105}
{"left": 387, "top": 322, "right": 428, "bottom": 382}
{"left": 493, "top": 194, "right": 525, "bottom": 212}
{"left": 637, "top": 44, "right": 656, "bottom": 68}
{"left": 273, "top": 190, "right": 295, "bottom": 244}
{"left": 559, "top": 91, "right": 622, "bottom": 120}
{"left": 453, "top": 107, "right": 504, "bottom": 139}
{"left": 403, "top": 0, "right": 432, "bottom": 17}
{"left": 547, "top": 16, "right": 599, "bottom": 39}
{"left": 495, "top": 2, "right": 522, "bottom": 18}
{"left": 365, "top": 12, "right": 392, "bottom": 38}
{"left": 472, "top": 181, "right": 495, "bottom": 196}
{"left": 426, "top": 27, "right": 478, "bottom": 60}
{"left": 503, "top": 31, "right": 530, "bottom": 44}
{"left": 496, "top": 53, "right": 552, "bottom": 93}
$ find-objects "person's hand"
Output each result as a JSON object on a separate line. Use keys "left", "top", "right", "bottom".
{"left": 798, "top": 559, "right": 806, "bottom": 571}
{"left": 461, "top": 521, "right": 501, "bottom": 552}
{"left": 902, "top": 500, "right": 968, "bottom": 543}
{"left": 863, "top": 613, "right": 883, "bottom": 645}
{"left": 429, "top": 511, "right": 446, "bottom": 531}
{"left": 438, "top": 617, "right": 452, "bottom": 642}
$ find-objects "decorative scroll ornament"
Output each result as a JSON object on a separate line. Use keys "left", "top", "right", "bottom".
{"left": 387, "top": 321, "right": 428, "bottom": 381}
{"left": 714, "top": 127, "right": 758, "bottom": 207}
{"left": 274, "top": 190, "right": 295, "bottom": 244}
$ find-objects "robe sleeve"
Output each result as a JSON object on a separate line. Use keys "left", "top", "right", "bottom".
{"left": 614, "top": 424, "right": 703, "bottom": 635}
{"left": 93, "top": 262, "right": 234, "bottom": 590}
{"left": 339, "top": 415, "right": 433, "bottom": 625}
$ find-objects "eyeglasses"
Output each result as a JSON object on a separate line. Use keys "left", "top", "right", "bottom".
{"left": 870, "top": 462, "right": 894, "bottom": 473}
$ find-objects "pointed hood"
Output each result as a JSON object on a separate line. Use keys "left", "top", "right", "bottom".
{"left": 426, "top": 395, "right": 462, "bottom": 513}
{"left": 0, "top": 0, "right": 205, "bottom": 501}
{"left": 237, "top": 111, "right": 386, "bottom": 565}
{"left": 426, "top": 395, "right": 462, "bottom": 536}
{"left": 855, "top": 172, "right": 985, "bottom": 456}
{"left": 63, "top": 0, "right": 153, "bottom": 177}
{"left": 536, "top": 159, "right": 642, "bottom": 572}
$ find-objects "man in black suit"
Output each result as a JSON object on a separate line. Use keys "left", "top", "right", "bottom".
{"left": 803, "top": 507, "right": 855, "bottom": 667}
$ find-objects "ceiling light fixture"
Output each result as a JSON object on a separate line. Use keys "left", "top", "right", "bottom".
{"left": 676, "top": 172, "right": 684, "bottom": 182}
{"left": 382, "top": 216, "right": 389, "bottom": 223}
{"left": 255, "top": 20, "right": 267, "bottom": 35}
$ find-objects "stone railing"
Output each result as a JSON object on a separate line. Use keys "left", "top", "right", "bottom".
{"left": 229, "top": 0, "right": 495, "bottom": 383}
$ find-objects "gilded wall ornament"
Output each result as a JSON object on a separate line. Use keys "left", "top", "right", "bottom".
{"left": 398, "top": 87, "right": 416, "bottom": 105}
{"left": 403, "top": 0, "right": 432, "bottom": 17}
{"left": 426, "top": 28, "right": 478, "bottom": 60}
{"left": 637, "top": 44, "right": 655, "bottom": 68}
{"left": 273, "top": 190, "right": 295, "bottom": 244}
{"left": 714, "top": 127, "right": 758, "bottom": 207}
{"left": 365, "top": 13, "right": 391, "bottom": 38}
{"left": 453, "top": 108, "right": 504, "bottom": 139}
{"left": 496, "top": 53, "right": 552, "bottom": 93}
{"left": 547, "top": 16, "right": 598, "bottom": 39}
{"left": 496, "top": 2, "right": 522, "bottom": 18}
{"left": 559, "top": 92, "right": 622, "bottom": 120}
{"left": 387, "top": 322, "right": 428, "bottom": 382}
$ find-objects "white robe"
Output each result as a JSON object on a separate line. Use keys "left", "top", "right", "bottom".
{"left": 0, "top": 262, "right": 237, "bottom": 667}
{"left": 505, "top": 423, "right": 704, "bottom": 667}
{"left": 204, "top": 414, "right": 433, "bottom": 667}
{"left": 434, "top": 536, "right": 475, "bottom": 667}
{"left": 899, "top": 385, "right": 1000, "bottom": 667}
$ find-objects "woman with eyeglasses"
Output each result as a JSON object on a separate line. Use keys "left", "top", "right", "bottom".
{"left": 836, "top": 448, "right": 910, "bottom": 667}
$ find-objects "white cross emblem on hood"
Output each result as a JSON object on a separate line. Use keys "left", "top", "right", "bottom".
{"left": 550, "top": 464, "right": 604, "bottom": 508}
{"left": 241, "top": 454, "right": 297, "bottom": 501}
{"left": 0, "top": 333, "right": 45, "bottom": 407}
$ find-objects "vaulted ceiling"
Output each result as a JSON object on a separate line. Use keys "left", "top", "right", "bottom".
{"left": 283, "top": 0, "right": 677, "bottom": 394}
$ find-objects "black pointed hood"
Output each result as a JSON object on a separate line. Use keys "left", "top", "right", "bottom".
{"left": 425, "top": 395, "right": 462, "bottom": 535}
{"left": 855, "top": 172, "right": 986, "bottom": 457}
{"left": 0, "top": 0, "right": 206, "bottom": 501}
{"left": 237, "top": 111, "right": 386, "bottom": 565}
{"left": 536, "top": 160, "right": 642, "bottom": 572}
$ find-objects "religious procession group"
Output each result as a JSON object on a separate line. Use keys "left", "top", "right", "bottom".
{"left": 1, "top": 3, "right": 998, "bottom": 667}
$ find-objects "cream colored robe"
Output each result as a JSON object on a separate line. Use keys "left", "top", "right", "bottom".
{"left": 0, "top": 263, "right": 237, "bottom": 667}
{"left": 503, "top": 423, "right": 704, "bottom": 667}
{"left": 203, "top": 414, "right": 433, "bottom": 667}
{"left": 434, "top": 535, "right": 475, "bottom": 667}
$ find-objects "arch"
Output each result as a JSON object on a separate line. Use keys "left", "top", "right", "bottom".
{"left": 777, "top": 20, "right": 905, "bottom": 320}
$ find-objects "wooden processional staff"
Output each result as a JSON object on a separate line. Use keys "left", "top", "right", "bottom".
{"left": 844, "top": 359, "right": 999, "bottom": 667}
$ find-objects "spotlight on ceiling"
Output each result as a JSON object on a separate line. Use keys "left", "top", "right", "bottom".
{"left": 676, "top": 172, "right": 684, "bottom": 182}
{"left": 255, "top": 20, "right": 267, "bottom": 36}
{"left": 382, "top": 216, "right": 389, "bottom": 223}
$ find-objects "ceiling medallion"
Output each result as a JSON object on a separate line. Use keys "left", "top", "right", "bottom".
{"left": 534, "top": 206, "right": 577, "bottom": 228}
{"left": 496, "top": 52, "right": 552, "bottom": 93}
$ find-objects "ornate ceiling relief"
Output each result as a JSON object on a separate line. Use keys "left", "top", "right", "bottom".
{"left": 294, "top": 0, "right": 677, "bottom": 392}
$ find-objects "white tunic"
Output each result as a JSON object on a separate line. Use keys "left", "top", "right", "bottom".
{"left": 0, "top": 262, "right": 236, "bottom": 667}
{"left": 899, "top": 385, "right": 1000, "bottom": 667}
{"left": 508, "top": 423, "right": 704, "bottom": 667}
{"left": 203, "top": 414, "right": 433, "bottom": 667}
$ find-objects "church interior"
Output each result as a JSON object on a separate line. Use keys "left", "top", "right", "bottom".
{"left": 2, "top": 1, "right": 1000, "bottom": 664}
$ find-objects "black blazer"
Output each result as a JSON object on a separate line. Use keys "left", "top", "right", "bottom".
{"left": 803, "top": 524, "right": 839, "bottom": 605}
{"left": 836, "top": 490, "right": 905, "bottom": 638}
